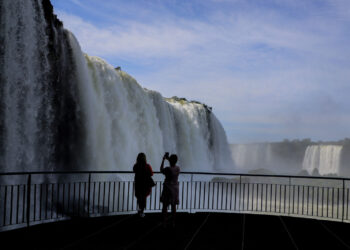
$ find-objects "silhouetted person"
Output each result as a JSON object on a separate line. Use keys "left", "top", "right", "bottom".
{"left": 160, "top": 153, "right": 180, "bottom": 227}
{"left": 133, "top": 153, "right": 153, "bottom": 217}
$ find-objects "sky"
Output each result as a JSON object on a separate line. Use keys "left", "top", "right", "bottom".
{"left": 51, "top": 0, "right": 350, "bottom": 144}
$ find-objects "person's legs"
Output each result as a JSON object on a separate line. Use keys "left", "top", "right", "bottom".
{"left": 137, "top": 196, "right": 146, "bottom": 217}
{"left": 137, "top": 198, "right": 141, "bottom": 214}
{"left": 171, "top": 204, "right": 176, "bottom": 227}
{"left": 162, "top": 202, "right": 169, "bottom": 226}
{"left": 140, "top": 197, "right": 146, "bottom": 215}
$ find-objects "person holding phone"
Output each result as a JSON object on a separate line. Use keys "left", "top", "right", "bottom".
{"left": 160, "top": 152, "right": 180, "bottom": 227}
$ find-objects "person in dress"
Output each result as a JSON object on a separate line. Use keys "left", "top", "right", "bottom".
{"left": 160, "top": 153, "right": 180, "bottom": 227}
{"left": 133, "top": 153, "right": 153, "bottom": 217}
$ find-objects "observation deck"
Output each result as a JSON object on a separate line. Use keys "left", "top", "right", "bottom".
{"left": 1, "top": 171, "right": 350, "bottom": 249}
{"left": 2, "top": 212, "right": 350, "bottom": 249}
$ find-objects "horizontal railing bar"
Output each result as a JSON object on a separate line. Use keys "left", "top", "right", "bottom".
{"left": 186, "top": 172, "right": 350, "bottom": 181}
{"left": 0, "top": 171, "right": 349, "bottom": 181}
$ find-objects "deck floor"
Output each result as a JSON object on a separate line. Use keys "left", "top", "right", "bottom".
{"left": 1, "top": 212, "right": 350, "bottom": 249}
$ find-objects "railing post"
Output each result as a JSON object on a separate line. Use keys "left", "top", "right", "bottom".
{"left": 342, "top": 179, "right": 345, "bottom": 222}
{"left": 26, "top": 174, "right": 31, "bottom": 227}
{"left": 190, "top": 174, "right": 193, "bottom": 213}
{"left": 87, "top": 173, "right": 91, "bottom": 217}
{"left": 239, "top": 175, "right": 242, "bottom": 212}
{"left": 288, "top": 177, "right": 291, "bottom": 215}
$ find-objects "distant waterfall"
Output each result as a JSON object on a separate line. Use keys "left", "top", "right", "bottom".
{"left": 231, "top": 143, "right": 344, "bottom": 176}
{"left": 302, "top": 145, "right": 343, "bottom": 175}
{"left": 0, "top": 0, "right": 233, "bottom": 172}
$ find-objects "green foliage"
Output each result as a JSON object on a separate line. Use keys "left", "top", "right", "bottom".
{"left": 165, "top": 96, "right": 212, "bottom": 112}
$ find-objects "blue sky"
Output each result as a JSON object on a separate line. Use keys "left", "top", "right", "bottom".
{"left": 51, "top": 0, "right": 350, "bottom": 143}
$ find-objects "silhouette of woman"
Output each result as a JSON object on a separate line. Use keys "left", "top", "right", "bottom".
{"left": 133, "top": 153, "right": 153, "bottom": 217}
{"left": 160, "top": 153, "right": 180, "bottom": 227}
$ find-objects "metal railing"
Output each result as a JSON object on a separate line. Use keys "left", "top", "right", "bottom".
{"left": 1, "top": 171, "right": 350, "bottom": 232}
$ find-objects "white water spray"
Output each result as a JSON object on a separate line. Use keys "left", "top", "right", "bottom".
{"left": 231, "top": 144, "right": 272, "bottom": 171}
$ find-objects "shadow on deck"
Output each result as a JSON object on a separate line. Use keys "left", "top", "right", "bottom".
{"left": 1, "top": 213, "right": 350, "bottom": 249}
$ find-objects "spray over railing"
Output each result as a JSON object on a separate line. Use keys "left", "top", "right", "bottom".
{"left": 1, "top": 171, "right": 350, "bottom": 232}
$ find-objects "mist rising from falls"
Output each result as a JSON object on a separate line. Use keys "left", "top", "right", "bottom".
{"left": 231, "top": 144, "right": 273, "bottom": 171}
{"left": 302, "top": 145, "right": 343, "bottom": 175}
{"left": 0, "top": 0, "right": 233, "bottom": 172}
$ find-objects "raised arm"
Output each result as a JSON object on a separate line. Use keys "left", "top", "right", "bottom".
{"left": 160, "top": 156, "right": 165, "bottom": 173}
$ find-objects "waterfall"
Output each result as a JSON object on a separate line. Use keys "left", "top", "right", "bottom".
{"left": 0, "top": 0, "right": 81, "bottom": 172}
{"left": 68, "top": 47, "right": 233, "bottom": 171}
{"left": 302, "top": 145, "right": 343, "bottom": 175}
{"left": 0, "top": 0, "right": 233, "bottom": 173}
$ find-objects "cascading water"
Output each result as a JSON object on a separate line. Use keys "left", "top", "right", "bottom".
{"left": 71, "top": 51, "right": 233, "bottom": 171}
{"left": 0, "top": 0, "right": 81, "bottom": 172}
{"left": 302, "top": 145, "right": 343, "bottom": 175}
{"left": 0, "top": 0, "right": 233, "bottom": 173}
